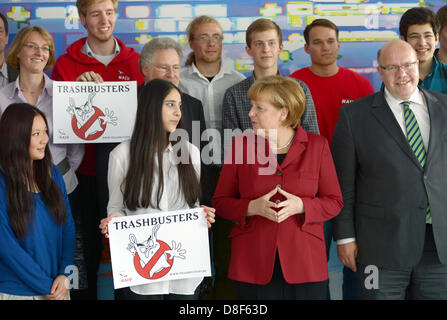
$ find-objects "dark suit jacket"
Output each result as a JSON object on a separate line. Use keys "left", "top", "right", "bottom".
{"left": 331, "top": 87, "right": 447, "bottom": 269}
{"left": 136, "top": 84, "right": 212, "bottom": 205}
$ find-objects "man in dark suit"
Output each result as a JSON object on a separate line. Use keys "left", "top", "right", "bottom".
{"left": 138, "top": 37, "right": 211, "bottom": 205}
{"left": 331, "top": 39, "right": 447, "bottom": 299}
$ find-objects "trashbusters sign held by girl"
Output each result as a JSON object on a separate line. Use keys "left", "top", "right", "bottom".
{"left": 108, "top": 208, "right": 211, "bottom": 289}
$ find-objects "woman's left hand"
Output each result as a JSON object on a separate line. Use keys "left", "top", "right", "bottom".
{"left": 202, "top": 206, "right": 216, "bottom": 228}
{"left": 46, "top": 275, "right": 69, "bottom": 300}
{"left": 275, "top": 187, "right": 304, "bottom": 223}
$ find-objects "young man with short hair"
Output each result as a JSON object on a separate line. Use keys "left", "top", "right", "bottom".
{"left": 52, "top": 0, "right": 144, "bottom": 300}
{"left": 222, "top": 18, "right": 319, "bottom": 156}
{"left": 290, "top": 18, "right": 373, "bottom": 145}
{"left": 180, "top": 15, "right": 245, "bottom": 136}
{"left": 290, "top": 18, "right": 373, "bottom": 300}
{"left": 179, "top": 15, "right": 246, "bottom": 300}
{"left": 400, "top": 7, "right": 447, "bottom": 94}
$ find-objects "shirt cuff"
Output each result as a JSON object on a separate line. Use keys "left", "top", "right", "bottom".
{"left": 336, "top": 237, "right": 356, "bottom": 245}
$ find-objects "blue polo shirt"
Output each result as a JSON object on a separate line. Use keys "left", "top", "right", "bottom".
{"left": 419, "top": 49, "right": 447, "bottom": 94}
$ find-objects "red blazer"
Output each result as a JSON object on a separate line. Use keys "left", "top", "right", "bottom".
{"left": 212, "top": 127, "right": 343, "bottom": 285}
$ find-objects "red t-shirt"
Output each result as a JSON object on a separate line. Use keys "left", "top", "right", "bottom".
{"left": 290, "top": 67, "right": 374, "bottom": 144}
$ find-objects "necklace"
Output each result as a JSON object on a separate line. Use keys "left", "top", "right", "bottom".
{"left": 20, "top": 86, "right": 43, "bottom": 94}
{"left": 271, "top": 133, "right": 295, "bottom": 151}
{"left": 20, "top": 80, "right": 44, "bottom": 94}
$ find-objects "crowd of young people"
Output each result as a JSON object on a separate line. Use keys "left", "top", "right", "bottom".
{"left": 1, "top": 1, "right": 447, "bottom": 300}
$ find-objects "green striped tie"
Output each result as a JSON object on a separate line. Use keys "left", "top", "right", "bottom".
{"left": 402, "top": 101, "right": 431, "bottom": 221}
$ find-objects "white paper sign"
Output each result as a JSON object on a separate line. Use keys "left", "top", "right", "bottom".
{"left": 52, "top": 81, "right": 137, "bottom": 143}
{"left": 108, "top": 208, "right": 211, "bottom": 289}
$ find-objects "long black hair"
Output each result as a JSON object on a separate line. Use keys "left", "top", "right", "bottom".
{"left": 123, "top": 79, "right": 201, "bottom": 211}
{"left": 0, "top": 103, "right": 67, "bottom": 239}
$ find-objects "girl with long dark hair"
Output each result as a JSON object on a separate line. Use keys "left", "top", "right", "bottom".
{"left": 0, "top": 25, "right": 87, "bottom": 296}
{"left": 0, "top": 103, "right": 75, "bottom": 300}
{"left": 100, "top": 79, "right": 215, "bottom": 300}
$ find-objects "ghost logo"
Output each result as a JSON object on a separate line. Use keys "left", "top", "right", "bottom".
{"left": 128, "top": 225, "right": 186, "bottom": 280}
{"left": 67, "top": 92, "right": 118, "bottom": 140}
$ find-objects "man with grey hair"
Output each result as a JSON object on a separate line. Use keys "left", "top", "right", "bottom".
{"left": 139, "top": 37, "right": 211, "bottom": 205}
{"left": 139, "top": 37, "right": 184, "bottom": 89}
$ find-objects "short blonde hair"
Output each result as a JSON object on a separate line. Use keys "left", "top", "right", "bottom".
{"left": 248, "top": 75, "right": 306, "bottom": 129}
{"left": 6, "top": 25, "right": 56, "bottom": 71}
{"left": 76, "top": 0, "right": 118, "bottom": 16}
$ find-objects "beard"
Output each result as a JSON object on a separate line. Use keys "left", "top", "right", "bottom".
{"left": 197, "top": 50, "right": 222, "bottom": 64}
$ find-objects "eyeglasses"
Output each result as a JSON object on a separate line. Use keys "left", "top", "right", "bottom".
{"left": 23, "top": 43, "right": 51, "bottom": 54}
{"left": 193, "top": 35, "right": 223, "bottom": 43}
{"left": 379, "top": 60, "right": 418, "bottom": 72}
{"left": 153, "top": 64, "right": 181, "bottom": 73}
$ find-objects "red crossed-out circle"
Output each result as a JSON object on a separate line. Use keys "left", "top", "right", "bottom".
{"left": 71, "top": 106, "right": 106, "bottom": 141}
{"left": 133, "top": 240, "right": 174, "bottom": 280}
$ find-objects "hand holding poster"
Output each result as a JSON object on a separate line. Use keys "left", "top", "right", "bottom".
{"left": 108, "top": 208, "right": 211, "bottom": 289}
{"left": 52, "top": 81, "right": 137, "bottom": 143}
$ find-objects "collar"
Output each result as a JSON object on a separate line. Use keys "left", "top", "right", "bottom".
{"left": 251, "top": 69, "right": 281, "bottom": 80}
{"left": 383, "top": 87, "right": 424, "bottom": 107}
{"left": 425, "top": 50, "right": 440, "bottom": 80}
{"left": 82, "top": 38, "right": 120, "bottom": 58}
{"left": 10, "top": 73, "right": 53, "bottom": 99}
{"left": 189, "top": 58, "right": 235, "bottom": 79}
{"left": 219, "top": 58, "right": 237, "bottom": 75}
{"left": 165, "top": 142, "right": 174, "bottom": 153}
{"left": 246, "top": 126, "right": 308, "bottom": 170}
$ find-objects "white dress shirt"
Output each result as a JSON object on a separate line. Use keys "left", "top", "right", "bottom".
{"left": 337, "top": 87, "right": 431, "bottom": 245}
{"left": 0, "top": 74, "right": 84, "bottom": 194}
{"left": 384, "top": 87, "right": 430, "bottom": 151}
{"left": 179, "top": 58, "right": 245, "bottom": 132}
{"left": 107, "top": 139, "right": 203, "bottom": 295}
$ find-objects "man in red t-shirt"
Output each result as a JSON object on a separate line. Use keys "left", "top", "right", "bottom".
{"left": 290, "top": 19, "right": 373, "bottom": 300}
{"left": 290, "top": 19, "right": 373, "bottom": 145}
{"left": 52, "top": 0, "right": 144, "bottom": 300}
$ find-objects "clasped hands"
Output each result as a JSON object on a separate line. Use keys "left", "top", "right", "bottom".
{"left": 247, "top": 187, "right": 304, "bottom": 223}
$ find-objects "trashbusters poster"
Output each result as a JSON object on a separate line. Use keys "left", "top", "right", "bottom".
{"left": 52, "top": 81, "right": 137, "bottom": 144}
{"left": 108, "top": 208, "right": 211, "bottom": 289}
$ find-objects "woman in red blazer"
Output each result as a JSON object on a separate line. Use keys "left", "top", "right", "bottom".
{"left": 212, "top": 76, "right": 343, "bottom": 299}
